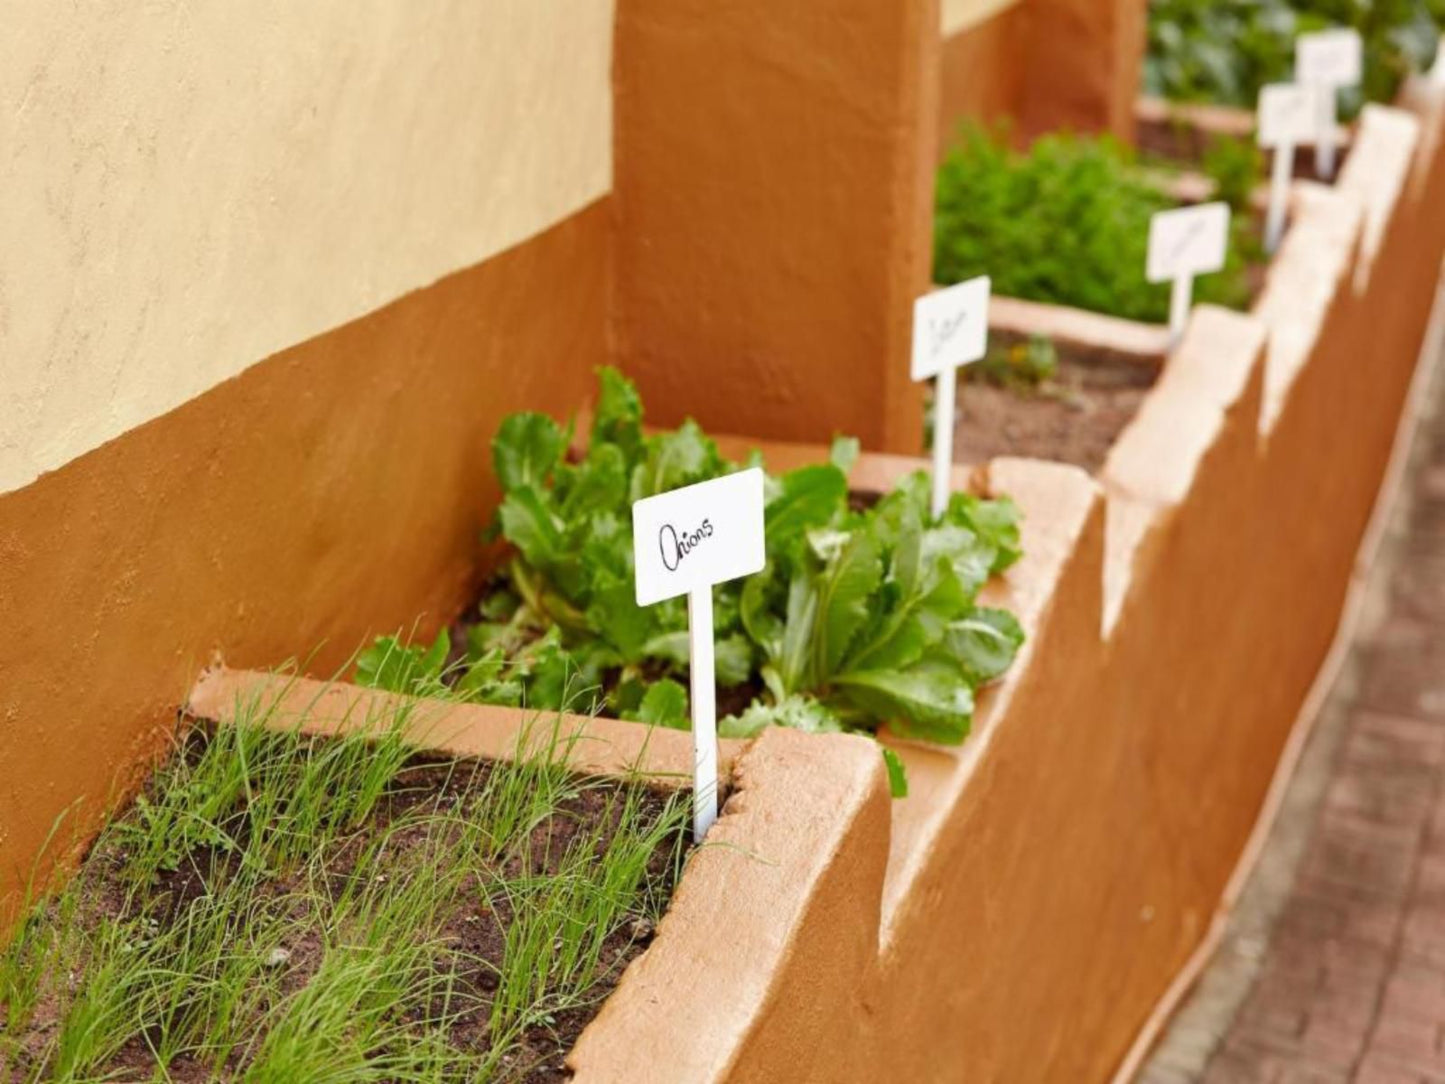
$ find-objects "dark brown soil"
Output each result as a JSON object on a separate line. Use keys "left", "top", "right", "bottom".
{"left": 953, "top": 345, "right": 1160, "bottom": 474}
{"left": 1, "top": 750, "right": 685, "bottom": 1083}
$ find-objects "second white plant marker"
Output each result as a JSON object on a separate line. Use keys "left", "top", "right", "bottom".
{"left": 1146, "top": 202, "right": 1231, "bottom": 347}
{"left": 632, "top": 468, "right": 765, "bottom": 842}
{"left": 1258, "top": 83, "right": 1319, "bottom": 252}
{"left": 911, "top": 275, "right": 991, "bottom": 518}
{"left": 1295, "top": 27, "right": 1363, "bottom": 180}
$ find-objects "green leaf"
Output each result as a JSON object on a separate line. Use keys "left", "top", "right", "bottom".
{"left": 633, "top": 420, "right": 724, "bottom": 499}
{"left": 766, "top": 464, "right": 847, "bottom": 554}
{"left": 562, "top": 442, "right": 628, "bottom": 519}
{"left": 775, "top": 571, "right": 819, "bottom": 696}
{"left": 355, "top": 630, "right": 450, "bottom": 696}
{"left": 493, "top": 413, "right": 566, "bottom": 493}
{"left": 949, "top": 493, "right": 1022, "bottom": 574}
{"left": 591, "top": 365, "right": 644, "bottom": 461}
{"left": 715, "top": 634, "right": 754, "bottom": 687}
{"left": 881, "top": 746, "right": 909, "bottom": 798}
{"left": 946, "top": 608, "right": 1025, "bottom": 685}
{"left": 418, "top": 627, "right": 451, "bottom": 677}
{"left": 833, "top": 662, "right": 974, "bottom": 745}
{"left": 740, "top": 570, "right": 785, "bottom": 660}
{"left": 719, "top": 694, "right": 843, "bottom": 738}
{"left": 639, "top": 630, "right": 753, "bottom": 688}
{"left": 812, "top": 529, "right": 882, "bottom": 682}
{"left": 497, "top": 487, "right": 564, "bottom": 568}
{"left": 636, "top": 679, "right": 689, "bottom": 729}
{"left": 923, "top": 525, "right": 994, "bottom": 599}
{"left": 588, "top": 578, "right": 655, "bottom": 661}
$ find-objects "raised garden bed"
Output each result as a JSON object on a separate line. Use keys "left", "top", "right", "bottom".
{"left": 955, "top": 329, "right": 1162, "bottom": 474}
{"left": 930, "top": 121, "right": 1275, "bottom": 475}
{"left": 0, "top": 689, "right": 691, "bottom": 1082}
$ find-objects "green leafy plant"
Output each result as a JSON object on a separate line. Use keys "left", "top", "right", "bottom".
{"left": 935, "top": 124, "right": 1255, "bottom": 323}
{"left": 1202, "top": 134, "right": 1265, "bottom": 214}
{"left": 1145, "top": 0, "right": 1442, "bottom": 113}
{"left": 356, "top": 368, "right": 1027, "bottom": 796}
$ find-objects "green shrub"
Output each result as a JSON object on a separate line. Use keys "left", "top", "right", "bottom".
{"left": 1144, "top": 0, "right": 1442, "bottom": 112}
{"left": 934, "top": 125, "right": 1254, "bottom": 323}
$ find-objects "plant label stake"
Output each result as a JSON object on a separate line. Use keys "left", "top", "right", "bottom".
{"left": 911, "top": 275, "right": 991, "bottom": 519}
{"left": 632, "top": 468, "right": 765, "bottom": 842}
{"left": 1295, "top": 28, "right": 1362, "bottom": 181}
{"left": 1146, "top": 202, "right": 1230, "bottom": 347}
{"left": 1258, "top": 83, "right": 1319, "bottom": 253}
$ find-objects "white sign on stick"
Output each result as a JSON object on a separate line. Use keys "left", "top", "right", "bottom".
{"left": 1295, "top": 28, "right": 1362, "bottom": 179}
{"left": 1147, "top": 202, "right": 1231, "bottom": 346}
{"left": 912, "top": 276, "right": 990, "bottom": 519}
{"left": 1296, "top": 28, "right": 1363, "bottom": 87}
{"left": 1258, "top": 83, "right": 1319, "bottom": 253}
{"left": 632, "top": 468, "right": 765, "bottom": 842}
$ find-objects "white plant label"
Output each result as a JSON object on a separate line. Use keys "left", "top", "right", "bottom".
{"left": 631, "top": 468, "right": 765, "bottom": 842}
{"left": 632, "top": 469, "right": 766, "bottom": 607}
{"left": 1258, "top": 83, "right": 1318, "bottom": 253}
{"left": 911, "top": 276, "right": 990, "bottom": 381}
{"left": 1296, "top": 28, "right": 1361, "bottom": 179}
{"left": 1295, "top": 28, "right": 1363, "bottom": 88}
{"left": 1147, "top": 203, "right": 1230, "bottom": 284}
{"left": 912, "top": 276, "right": 990, "bottom": 518}
{"left": 1257, "top": 82, "right": 1319, "bottom": 147}
{"left": 1147, "top": 202, "right": 1230, "bottom": 346}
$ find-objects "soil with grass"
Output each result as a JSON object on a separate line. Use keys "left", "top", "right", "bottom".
{"left": 0, "top": 716, "right": 689, "bottom": 1083}
{"left": 953, "top": 344, "right": 1160, "bottom": 474}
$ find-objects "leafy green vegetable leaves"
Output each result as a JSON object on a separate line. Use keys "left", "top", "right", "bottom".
{"left": 358, "top": 368, "right": 1027, "bottom": 800}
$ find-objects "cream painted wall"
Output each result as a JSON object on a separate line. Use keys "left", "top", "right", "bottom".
{"left": 0, "top": 0, "right": 613, "bottom": 495}
{"left": 941, "top": 0, "right": 1022, "bottom": 36}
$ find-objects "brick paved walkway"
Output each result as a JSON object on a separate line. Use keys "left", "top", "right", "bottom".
{"left": 1141, "top": 299, "right": 1445, "bottom": 1083}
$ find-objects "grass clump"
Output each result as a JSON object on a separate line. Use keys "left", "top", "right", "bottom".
{"left": 935, "top": 124, "right": 1257, "bottom": 323}
{"left": 0, "top": 684, "right": 688, "bottom": 1083}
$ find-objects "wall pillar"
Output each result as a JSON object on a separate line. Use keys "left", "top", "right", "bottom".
{"left": 611, "top": 0, "right": 940, "bottom": 455}
{"left": 1016, "top": 0, "right": 1147, "bottom": 142}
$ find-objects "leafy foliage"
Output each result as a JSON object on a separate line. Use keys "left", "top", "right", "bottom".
{"left": 934, "top": 124, "right": 1255, "bottom": 324}
{"left": 1202, "top": 135, "right": 1265, "bottom": 215}
{"left": 356, "top": 369, "right": 1027, "bottom": 795}
{"left": 1145, "top": 0, "right": 1442, "bottom": 113}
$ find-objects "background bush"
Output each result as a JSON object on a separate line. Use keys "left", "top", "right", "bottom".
{"left": 1144, "top": 0, "right": 1443, "bottom": 112}
{"left": 934, "top": 125, "right": 1255, "bottom": 324}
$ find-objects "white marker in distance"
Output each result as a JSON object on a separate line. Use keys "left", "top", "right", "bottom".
{"left": 1295, "top": 28, "right": 1362, "bottom": 179}
{"left": 1147, "top": 202, "right": 1231, "bottom": 347}
{"left": 1257, "top": 83, "right": 1320, "bottom": 252}
{"left": 912, "top": 275, "right": 990, "bottom": 518}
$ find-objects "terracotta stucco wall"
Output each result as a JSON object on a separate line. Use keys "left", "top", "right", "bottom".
{"left": 610, "top": 0, "right": 939, "bottom": 455}
{"left": 0, "top": 4, "right": 615, "bottom": 911}
{"left": 936, "top": 0, "right": 1147, "bottom": 157}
